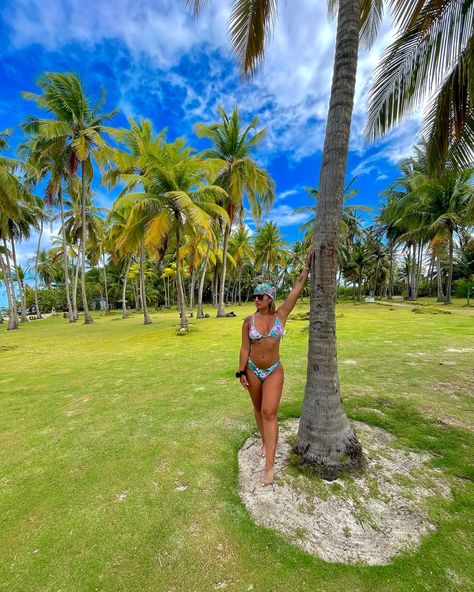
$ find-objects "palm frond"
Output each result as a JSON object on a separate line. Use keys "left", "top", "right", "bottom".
{"left": 229, "top": 0, "right": 279, "bottom": 76}
{"left": 366, "top": 0, "right": 474, "bottom": 141}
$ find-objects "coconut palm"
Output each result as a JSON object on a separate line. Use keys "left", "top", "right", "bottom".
{"left": 295, "top": 179, "right": 370, "bottom": 249}
{"left": 195, "top": 106, "right": 274, "bottom": 317}
{"left": 107, "top": 207, "right": 134, "bottom": 318}
{"left": 22, "top": 72, "right": 117, "bottom": 323}
{"left": 19, "top": 134, "right": 76, "bottom": 321}
{"left": 410, "top": 167, "right": 474, "bottom": 303}
{"left": 366, "top": 0, "right": 474, "bottom": 169}
{"left": 0, "top": 129, "right": 28, "bottom": 221}
{"left": 104, "top": 119, "right": 167, "bottom": 325}
{"left": 253, "top": 221, "right": 288, "bottom": 282}
{"left": 228, "top": 224, "right": 253, "bottom": 304}
{"left": 187, "top": 0, "right": 390, "bottom": 476}
{"left": 0, "top": 239, "right": 18, "bottom": 330}
{"left": 113, "top": 136, "right": 230, "bottom": 328}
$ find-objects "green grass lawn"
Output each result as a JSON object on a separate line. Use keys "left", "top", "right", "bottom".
{"left": 1, "top": 302, "right": 473, "bottom": 591}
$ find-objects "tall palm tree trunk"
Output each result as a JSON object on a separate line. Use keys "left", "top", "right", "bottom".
{"left": 445, "top": 232, "right": 454, "bottom": 304}
{"left": 163, "top": 278, "right": 167, "bottom": 307}
{"left": 0, "top": 250, "right": 17, "bottom": 330}
{"left": 217, "top": 225, "right": 230, "bottom": 317}
{"left": 295, "top": 0, "right": 362, "bottom": 479}
{"left": 175, "top": 217, "right": 188, "bottom": 328}
{"left": 357, "top": 269, "right": 363, "bottom": 301}
{"left": 197, "top": 243, "right": 210, "bottom": 318}
{"left": 140, "top": 239, "right": 152, "bottom": 325}
{"left": 101, "top": 249, "right": 110, "bottom": 312}
{"left": 238, "top": 268, "right": 242, "bottom": 305}
{"left": 80, "top": 164, "right": 93, "bottom": 324}
{"left": 122, "top": 258, "right": 131, "bottom": 318}
{"left": 10, "top": 239, "right": 28, "bottom": 323}
{"left": 72, "top": 251, "right": 80, "bottom": 320}
{"left": 212, "top": 266, "right": 218, "bottom": 307}
{"left": 59, "top": 186, "right": 74, "bottom": 322}
{"left": 189, "top": 268, "right": 196, "bottom": 311}
{"left": 436, "top": 254, "right": 445, "bottom": 301}
{"left": 34, "top": 219, "right": 43, "bottom": 319}
{"left": 4, "top": 239, "right": 19, "bottom": 327}
{"left": 133, "top": 281, "right": 140, "bottom": 310}
{"left": 388, "top": 241, "right": 395, "bottom": 299}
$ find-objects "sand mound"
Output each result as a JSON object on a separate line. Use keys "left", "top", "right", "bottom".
{"left": 238, "top": 419, "right": 451, "bottom": 565}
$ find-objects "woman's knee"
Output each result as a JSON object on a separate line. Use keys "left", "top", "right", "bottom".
{"left": 261, "top": 407, "right": 277, "bottom": 422}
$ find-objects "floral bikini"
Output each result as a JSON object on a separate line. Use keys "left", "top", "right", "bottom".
{"left": 248, "top": 314, "right": 285, "bottom": 381}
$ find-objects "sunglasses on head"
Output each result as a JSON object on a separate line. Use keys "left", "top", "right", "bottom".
{"left": 253, "top": 294, "right": 266, "bottom": 301}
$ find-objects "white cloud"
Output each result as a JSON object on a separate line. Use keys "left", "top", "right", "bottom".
{"left": 274, "top": 188, "right": 300, "bottom": 203}
{"left": 3, "top": 0, "right": 414, "bottom": 165}
{"left": 14, "top": 223, "right": 61, "bottom": 268}
{"left": 263, "top": 204, "right": 310, "bottom": 228}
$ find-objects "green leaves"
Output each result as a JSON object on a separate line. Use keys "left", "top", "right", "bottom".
{"left": 366, "top": 0, "right": 474, "bottom": 169}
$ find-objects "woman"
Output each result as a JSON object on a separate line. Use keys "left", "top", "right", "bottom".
{"left": 237, "top": 255, "right": 311, "bottom": 486}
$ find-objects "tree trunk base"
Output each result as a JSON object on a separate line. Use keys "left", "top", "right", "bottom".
{"left": 83, "top": 315, "right": 94, "bottom": 324}
{"left": 294, "top": 433, "right": 363, "bottom": 481}
{"left": 144, "top": 317, "right": 153, "bottom": 325}
{"left": 69, "top": 317, "right": 77, "bottom": 323}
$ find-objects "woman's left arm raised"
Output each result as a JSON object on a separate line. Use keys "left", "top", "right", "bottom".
{"left": 277, "top": 251, "right": 312, "bottom": 321}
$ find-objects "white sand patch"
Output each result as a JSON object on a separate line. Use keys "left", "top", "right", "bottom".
{"left": 238, "top": 420, "right": 451, "bottom": 566}
{"left": 359, "top": 408, "right": 386, "bottom": 417}
{"left": 342, "top": 360, "right": 358, "bottom": 365}
{"left": 446, "top": 348, "right": 474, "bottom": 353}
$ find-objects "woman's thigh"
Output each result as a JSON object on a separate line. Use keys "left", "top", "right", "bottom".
{"left": 261, "top": 364, "right": 285, "bottom": 415}
{"left": 246, "top": 364, "right": 263, "bottom": 409}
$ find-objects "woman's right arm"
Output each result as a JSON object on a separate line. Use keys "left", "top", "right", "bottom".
{"left": 239, "top": 318, "right": 251, "bottom": 389}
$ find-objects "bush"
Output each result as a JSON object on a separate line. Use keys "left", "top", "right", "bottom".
{"left": 453, "top": 278, "right": 473, "bottom": 299}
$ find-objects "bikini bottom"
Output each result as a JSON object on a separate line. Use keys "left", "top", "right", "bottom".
{"left": 248, "top": 358, "right": 281, "bottom": 381}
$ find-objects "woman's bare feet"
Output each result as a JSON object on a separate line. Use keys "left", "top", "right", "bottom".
{"left": 258, "top": 442, "right": 265, "bottom": 458}
{"left": 261, "top": 465, "right": 275, "bottom": 486}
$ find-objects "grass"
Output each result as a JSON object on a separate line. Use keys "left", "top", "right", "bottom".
{"left": 0, "top": 301, "right": 473, "bottom": 591}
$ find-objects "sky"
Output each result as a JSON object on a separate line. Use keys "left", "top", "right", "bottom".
{"left": 0, "top": 0, "right": 422, "bottom": 305}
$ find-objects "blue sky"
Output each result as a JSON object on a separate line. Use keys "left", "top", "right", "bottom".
{"left": 0, "top": 0, "right": 421, "bottom": 280}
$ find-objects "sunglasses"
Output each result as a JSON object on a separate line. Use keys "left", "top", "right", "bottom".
{"left": 253, "top": 294, "right": 266, "bottom": 301}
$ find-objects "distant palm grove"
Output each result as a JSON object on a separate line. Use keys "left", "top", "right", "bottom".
{"left": 0, "top": 72, "right": 473, "bottom": 332}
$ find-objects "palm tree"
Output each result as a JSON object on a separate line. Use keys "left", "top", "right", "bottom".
{"left": 29, "top": 196, "right": 48, "bottom": 319}
{"left": 104, "top": 119, "right": 166, "bottom": 325}
{"left": 253, "top": 221, "right": 288, "bottom": 282}
{"left": 19, "top": 135, "right": 76, "bottom": 322}
{"left": 195, "top": 106, "right": 274, "bottom": 317}
{"left": 0, "top": 129, "right": 27, "bottom": 221}
{"left": 366, "top": 1, "right": 474, "bottom": 170}
{"left": 107, "top": 207, "right": 134, "bottom": 318}
{"left": 187, "top": 0, "right": 391, "bottom": 476}
{"left": 228, "top": 224, "right": 253, "bottom": 304}
{"left": 411, "top": 167, "right": 474, "bottom": 303}
{"left": 295, "top": 180, "right": 370, "bottom": 249}
{"left": 22, "top": 72, "right": 117, "bottom": 323}
{"left": 113, "top": 136, "right": 230, "bottom": 328}
{"left": 0, "top": 240, "right": 18, "bottom": 330}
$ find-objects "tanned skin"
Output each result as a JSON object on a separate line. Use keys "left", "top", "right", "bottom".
{"left": 239, "top": 252, "right": 312, "bottom": 486}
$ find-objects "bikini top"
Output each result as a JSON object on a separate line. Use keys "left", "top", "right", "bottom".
{"left": 249, "top": 313, "right": 285, "bottom": 342}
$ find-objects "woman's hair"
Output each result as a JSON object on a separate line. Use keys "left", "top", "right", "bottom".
{"left": 268, "top": 299, "right": 276, "bottom": 313}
